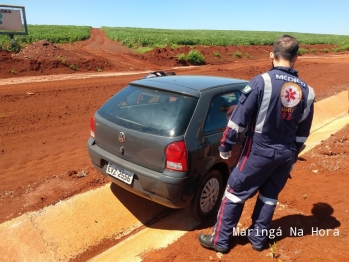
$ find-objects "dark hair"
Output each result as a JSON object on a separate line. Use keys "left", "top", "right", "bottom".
{"left": 273, "top": 35, "right": 299, "bottom": 62}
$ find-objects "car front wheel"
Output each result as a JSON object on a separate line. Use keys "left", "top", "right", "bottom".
{"left": 186, "top": 169, "right": 224, "bottom": 221}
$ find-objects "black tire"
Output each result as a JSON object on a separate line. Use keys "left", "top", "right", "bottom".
{"left": 186, "top": 169, "right": 224, "bottom": 221}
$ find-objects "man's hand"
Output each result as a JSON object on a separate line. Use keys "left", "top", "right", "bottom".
{"left": 220, "top": 151, "right": 231, "bottom": 159}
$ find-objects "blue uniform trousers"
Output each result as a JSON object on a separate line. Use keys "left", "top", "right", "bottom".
{"left": 211, "top": 141, "right": 295, "bottom": 250}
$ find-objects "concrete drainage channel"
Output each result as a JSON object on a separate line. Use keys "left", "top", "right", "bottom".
{"left": 0, "top": 90, "right": 348, "bottom": 262}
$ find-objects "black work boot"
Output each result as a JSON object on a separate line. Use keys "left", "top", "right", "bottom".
{"left": 198, "top": 234, "right": 229, "bottom": 253}
{"left": 252, "top": 245, "right": 265, "bottom": 251}
{"left": 246, "top": 225, "right": 266, "bottom": 252}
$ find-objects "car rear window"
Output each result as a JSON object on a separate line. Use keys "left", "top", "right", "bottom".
{"left": 98, "top": 85, "right": 198, "bottom": 137}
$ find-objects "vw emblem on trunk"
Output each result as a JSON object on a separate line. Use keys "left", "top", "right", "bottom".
{"left": 118, "top": 132, "right": 126, "bottom": 143}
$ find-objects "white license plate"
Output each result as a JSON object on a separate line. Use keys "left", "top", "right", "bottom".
{"left": 106, "top": 163, "right": 134, "bottom": 185}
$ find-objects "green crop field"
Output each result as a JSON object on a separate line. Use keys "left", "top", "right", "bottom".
{"left": 0, "top": 25, "right": 91, "bottom": 51}
{"left": 101, "top": 27, "right": 349, "bottom": 49}
{"left": 1, "top": 25, "right": 349, "bottom": 52}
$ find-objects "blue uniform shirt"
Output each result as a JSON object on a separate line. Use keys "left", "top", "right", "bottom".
{"left": 219, "top": 66, "right": 315, "bottom": 155}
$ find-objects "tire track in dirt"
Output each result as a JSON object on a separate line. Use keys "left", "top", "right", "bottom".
{"left": 73, "top": 28, "right": 161, "bottom": 71}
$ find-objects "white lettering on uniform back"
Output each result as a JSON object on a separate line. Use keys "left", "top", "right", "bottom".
{"left": 275, "top": 75, "right": 306, "bottom": 87}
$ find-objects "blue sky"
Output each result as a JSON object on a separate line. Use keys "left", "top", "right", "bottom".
{"left": 5, "top": 0, "right": 349, "bottom": 35}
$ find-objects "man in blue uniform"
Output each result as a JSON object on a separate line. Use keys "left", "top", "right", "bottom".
{"left": 198, "top": 35, "right": 315, "bottom": 253}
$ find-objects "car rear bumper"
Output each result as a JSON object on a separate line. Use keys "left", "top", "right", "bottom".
{"left": 87, "top": 139, "right": 192, "bottom": 209}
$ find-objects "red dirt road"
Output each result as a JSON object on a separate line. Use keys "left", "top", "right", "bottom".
{"left": 0, "top": 29, "right": 348, "bottom": 261}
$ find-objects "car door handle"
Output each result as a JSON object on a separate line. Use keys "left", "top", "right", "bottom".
{"left": 198, "top": 142, "right": 211, "bottom": 159}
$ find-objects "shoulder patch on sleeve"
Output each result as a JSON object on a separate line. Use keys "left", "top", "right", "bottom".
{"left": 242, "top": 85, "right": 252, "bottom": 94}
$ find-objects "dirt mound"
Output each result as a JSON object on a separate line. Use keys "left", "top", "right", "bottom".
{"left": 1, "top": 40, "right": 113, "bottom": 77}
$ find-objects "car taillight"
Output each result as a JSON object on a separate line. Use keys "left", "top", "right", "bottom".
{"left": 90, "top": 116, "right": 95, "bottom": 138}
{"left": 165, "top": 141, "right": 188, "bottom": 171}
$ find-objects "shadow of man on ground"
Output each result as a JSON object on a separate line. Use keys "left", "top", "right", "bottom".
{"left": 232, "top": 202, "right": 341, "bottom": 249}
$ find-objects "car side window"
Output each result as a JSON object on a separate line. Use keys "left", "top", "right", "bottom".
{"left": 204, "top": 91, "right": 240, "bottom": 134}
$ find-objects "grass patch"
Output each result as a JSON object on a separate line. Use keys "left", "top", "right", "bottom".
{"left": 136, "top": 47, "right": 154, "bottom": 53}
{"left": 234, "top": 51, "right": 242, "bottom": 58}
{"left": 213, "top": 51, "right": 221, "bottom": 57}
{"left": 170, "top": 44, "right": 181, "bottom": 49}
{"left": 177, "top": 53, "right": 187, "bottom": 62}
{"left": 331, "top": 44, "right": 349, "bottom": 52}
{"left": 245, "top": 52, "right": 252, "bottom": 58}
{"left": 269, "top": 242, "right": 279, "bottom": 259}
{"left": 297, "top": 48, "right": 309, "bottom": 56}
{"left": 69, "top": 64, "right": 79, "bottom": 70}
{"left": 341, "top": 44, "right": 349, "bottom": 51}
{"left": 186, "top": 50, "right": 205, "bottom": 65}
{"left": 154, "top": 44, "right": 167, "bottom": 48}
{"left": 56, "top": 56, "right": 67, "bottom": 64}
{"left": 176, "top": 50, "right": 205, "bottom": 65}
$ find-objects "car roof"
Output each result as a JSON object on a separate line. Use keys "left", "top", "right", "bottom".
{"left": 130, "top": 75, "right": 248, "bottom": 98}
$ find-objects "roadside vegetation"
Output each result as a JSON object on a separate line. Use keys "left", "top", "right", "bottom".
{"left": 177, "top": 50, "right": 206, "bottom": 65}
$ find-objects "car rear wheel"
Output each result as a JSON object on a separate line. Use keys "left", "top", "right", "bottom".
{"left": 186, "top": 169, "right": 224, "bottom": 220}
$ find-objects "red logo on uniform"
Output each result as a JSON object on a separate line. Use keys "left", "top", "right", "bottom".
{"left": 285, "top": 88, "right": 297, "bottom": 102}
{"left": 280, "top": 82, "right": 302, "bottom": 108}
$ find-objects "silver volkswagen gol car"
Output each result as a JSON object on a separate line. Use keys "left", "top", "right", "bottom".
{"left": 87, "top": 73, "right": 247, "bottom": 220}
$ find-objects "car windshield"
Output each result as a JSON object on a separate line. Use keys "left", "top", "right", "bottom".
{"left": 98, "top": 85, "right": 198, "bottom": 137}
